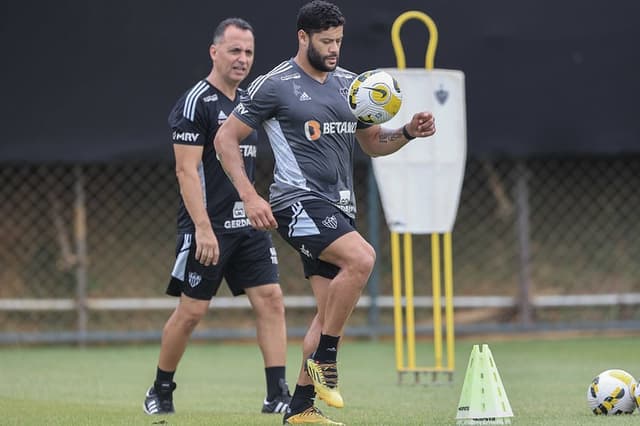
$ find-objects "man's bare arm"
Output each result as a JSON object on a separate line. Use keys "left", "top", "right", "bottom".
{"left": 174, "top": 144, "right": 219, "bottom": 265}
{"left": 356, "top": 111, "right": 436, "bottom": 157}
{"left": 214, "top": 115, "right": 277, "bottom": 230}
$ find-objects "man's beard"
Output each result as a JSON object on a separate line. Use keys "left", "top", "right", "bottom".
{"left": 307, "top": 41, "right": 338, "bottom": 72}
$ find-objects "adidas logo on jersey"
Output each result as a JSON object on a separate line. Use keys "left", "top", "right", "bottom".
{"left": 299, "top": 92, "right": 312, "bottom": 101}
{"left": 218, "top": 110, "right": 228, "bottom": 125}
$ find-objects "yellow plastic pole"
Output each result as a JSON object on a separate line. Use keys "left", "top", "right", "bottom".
{"left": 391, "top": 232, "right": 404, "bottom": 372}
{"left": 390, "top": 10, "right": 456, "bottom": 382}
{"left": 391, "top": 11, "right": 439, "bottom": 70}
{"left": 431, "top": 233, "right": 443, "bottom": 369}
{"left": 444, "top": 232, "right": 455, "bottom": 370}
{"left": 403, "top": 233, "right": 416, "bottom": 370}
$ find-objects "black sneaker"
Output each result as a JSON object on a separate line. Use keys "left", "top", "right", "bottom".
{"left": 143, "top": 382, "right": 176, "bottom": 415}
{"left": 262, "top": 378, "right": 291, "bottom": 414}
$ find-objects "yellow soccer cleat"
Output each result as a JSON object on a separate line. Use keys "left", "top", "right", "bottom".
{"left": 283, "top": 405, "right": 345, "bottom": 425}
{"left": 306, "top": 359, "right": 344, "bottom": 408}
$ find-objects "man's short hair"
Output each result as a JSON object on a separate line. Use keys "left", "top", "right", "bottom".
{"left": 297, "top": 0, "right": 345, "bottom": 34}
{"left": 213, "top": 17, "right": 254, "bottom": 44}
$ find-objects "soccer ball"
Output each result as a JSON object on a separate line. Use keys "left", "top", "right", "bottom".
{"left": 586, "top": 369, "right": 637, "bottom": 415}
{"left": 347, "top": 69, "right": 402, "bottom": 125}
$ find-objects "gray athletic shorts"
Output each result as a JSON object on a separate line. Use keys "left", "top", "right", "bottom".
{"left": 166, "top": 229, "right": 279, "bottom": 300}
{"left": 274, "top": 199, "right": 356, "bottom": 279}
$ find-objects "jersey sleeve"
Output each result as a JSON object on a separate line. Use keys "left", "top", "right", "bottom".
{"left": 233, "top": 75, "right": 278, "bottom": 129}
{"left": 168, "top": 95, "right": 210, "bottom": 146}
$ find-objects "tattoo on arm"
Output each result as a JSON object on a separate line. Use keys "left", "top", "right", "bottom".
{"left": 217, "top": 152, "right": 247, "bottom": 184}
{"left": 379, "top": 128, "right": 404, "bottom": 144}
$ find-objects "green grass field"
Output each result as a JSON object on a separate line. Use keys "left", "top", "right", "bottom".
{"left": 1, "top": 335, "right": 640, "bottom": 425}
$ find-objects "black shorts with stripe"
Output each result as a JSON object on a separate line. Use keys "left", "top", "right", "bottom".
{"left": 166, "top": 229, "right": 279, "bottom": 300}
{"left": 274, "top": 198, "right": 356, "bottom": 279}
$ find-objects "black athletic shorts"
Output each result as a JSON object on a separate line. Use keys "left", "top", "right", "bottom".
{"left": 166, "top": 229, "right": 279, "bottom": 300}
{"left": 274, "top": 199, "right": 356, "bottom": 280}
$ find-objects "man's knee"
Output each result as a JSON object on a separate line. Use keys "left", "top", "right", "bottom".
{"left": 361, "top": 242, "right": 376, "bottom": 271}
{"left": 317, "top": 233, "right": 377, "bottom": 287}
{"left": 250, "top": 284, "right": 285, "bottom": 316}
{"left": 333, "top": 241, "right": 375, "bottom": 287}
{"left": 174, "top": 298, "right": 209, "bottom": 330}
{"left": 350, "top": 241, "right": 376, "bottom": 276}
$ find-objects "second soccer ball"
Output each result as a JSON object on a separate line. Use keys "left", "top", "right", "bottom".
{"left": 586, "top": 369, "right": 637, "bottom": 415}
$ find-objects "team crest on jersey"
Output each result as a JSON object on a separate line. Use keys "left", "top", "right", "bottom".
{"left": 322, "top": 215, "right": 338, "bottom": 230}
{"left": 340, "top": 87, "right": 349, "bottom": 100}
{"left": 188, "top": 272, "right": 202, "bottom": 288}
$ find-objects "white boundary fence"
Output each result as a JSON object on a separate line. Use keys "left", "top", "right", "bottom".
{"left": 2, "top": 294, "right": 640, "bottom": 344}
{"left": 3, "top": 293, "right": 640, "bottom": 311}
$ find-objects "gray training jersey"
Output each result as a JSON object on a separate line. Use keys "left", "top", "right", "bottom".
{"left": 233, "top": 59, "right": 370, "bottom": 218}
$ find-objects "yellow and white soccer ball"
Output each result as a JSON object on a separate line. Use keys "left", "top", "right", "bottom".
{"left": 347, "top": 69, "right": 402, "bottom": 125}
{"left": 586, "top": 369, "right": 637, "bottom": 415}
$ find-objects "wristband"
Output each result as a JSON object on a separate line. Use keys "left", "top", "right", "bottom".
{"left": 402, "top": 125, "right": 415, "bottom": 141}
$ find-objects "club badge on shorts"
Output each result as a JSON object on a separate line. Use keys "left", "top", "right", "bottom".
{"left": 322, "top": 215, "right": 338, "bottom": 229}
{"left": 188, "top": 272, "right": 202, "bottom": 288}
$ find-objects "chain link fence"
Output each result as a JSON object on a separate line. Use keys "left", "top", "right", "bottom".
{"left": 2, "top": 154, "right": 640, "bottom": 343}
